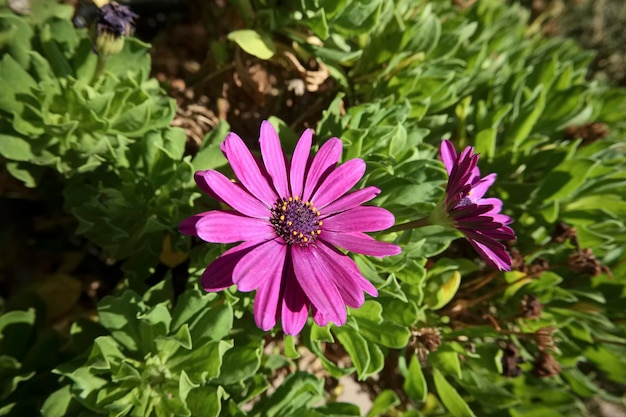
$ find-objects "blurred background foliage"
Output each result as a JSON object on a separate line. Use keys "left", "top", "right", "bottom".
{"left": 0, "top": 0, "right": 625, "bottom": 416}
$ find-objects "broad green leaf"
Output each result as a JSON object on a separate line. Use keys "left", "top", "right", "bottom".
{"left": 168, "top": 340, "right": 232, "bottom": 383}
{"left": 333, "top": 325, "right": 370, "bottom": 378}
{"left": 0, "top": 134, "right": 31, "bottom": 161}
{"left": 366, "top": 390, "right": 400, "bottom": 417}
{"left": 533, "top": 159, "right": 596, "bottom": 204}
{"left": 433, "top": 369, "right": 476, "bottom": 417}
{"left": 251, "top": 372, "right": 324, "bottom": 416}
{"left": 404, "top": 356, "right": 427, "bottom": 402}
{"left": 187, "top": 385, "right": 224, "bottom": 417}
{"left": 214, "top": 339, "right": 261, "bottom": 385}
{"left": 227, "top": 29, "right": 276, "bottom": 60}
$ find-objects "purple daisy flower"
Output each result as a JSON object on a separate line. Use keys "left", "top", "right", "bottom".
{"left": 434, "top": 140, "right": 515, "bottom": 271}
{"left": 180, "top": 121, "right": 401, "bottom": 335}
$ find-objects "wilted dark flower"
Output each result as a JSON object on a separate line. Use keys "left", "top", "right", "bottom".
{"left": 551, "top": 222, "right": 578, "bottom": 247}
{"left": 500, "top": 340, "right": 523, "bottom": 377}
{"left": 519, "top": 294, "right": 542, "bottom": 319}
{"left": 563, "top": 122, "right": 609, "bottom": 145}
{"left": 568, "top": 248, "right": 602, "bottom": 276}
{"left": 532, "top": 352, "right": 561, "bottom": 378}
{"left": 532, "top": 326, "right": 557, "bottom": 351}
{"left": 411, "top": 327, "right": 442, "bottom": 361}
{"left": 93, "top": 2, "right": 138, "bottom": 55}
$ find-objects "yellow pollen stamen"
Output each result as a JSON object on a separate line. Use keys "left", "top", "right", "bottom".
{"left": 292, "top": 231, "right": 298, "bottom": 235}
{"left": 318, "top": 221, "right": 323, "bottom": 226}
{"left": 294, "top": 196, "right": 299, "bottom": 201}
{"left": 303, "top": 237, "right": 308, "bottom": 242}
{"left": 299, "top": 233, "right": 303, "bottom": 238}
{"left": 280, "top": 215, "right": 285, "bottom": 221}
{"left": 316, "top": 230, "right": 321, "bottom": 234}
{"left": 316, "top": 211, "right": 321, "bottom": 216}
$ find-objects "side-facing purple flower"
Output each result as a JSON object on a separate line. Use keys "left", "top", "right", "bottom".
{"left": 431, "top": 140, "right": 515, "bottom": 270}
{"left": 180, "top": 121, "right": 401, "bottom": 335}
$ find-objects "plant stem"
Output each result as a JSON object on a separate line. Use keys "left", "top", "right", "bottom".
{"left": 386, "top": 216, "right": 431, "bottom": 233}
{"left": 92, "top": 54, "right": 107, "bottom": 84}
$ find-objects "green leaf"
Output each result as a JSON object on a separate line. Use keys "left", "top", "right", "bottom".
{"left": 432, "top": 369, "right": 476, "bottom": 417}
{"left": 404, "top": 356, "right": 427, "bottom": 402}
{"left": 430, "top": 349, "right": 462, "bottom": 380}
{"left": 252, "top": 372, "right": 324, "bottom": 416}
{"left": 40, "top": 386, "right": 75, "bottom": 417}
{"left": 168, "top": 340, "right": 232, "bottom": 383}
{"left": 227, "top": 29, "right": 276, "bottom": 60}
{"left": 533, "top": 159, "right": 596, "bottom": 204}
{"left": 332, "top": 324, "right": 369, "bottom": 378}
{"left": 366, "top": 390, "right": 400, "bottom": 417}
{"left": 508, "top": 86, "right": 546, "bottom": 151}
{"left": 284, "top": 335, "right": 300, "bottom": 359}
{"left": 214, "top": 339, "right": 261, "bottom": 385}
{"left": 187, "top": 385, "right": 224, "bottom": 417}
{"left": 0, "top": 134, "right": 31, "bottom": 161}
{"left": 192, "top": 121, "right": 230, "bottom": 170}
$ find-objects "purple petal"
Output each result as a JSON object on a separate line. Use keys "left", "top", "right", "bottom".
{"left": 291, "top": 246, "right": 346, "bottom": 326}
{"left": 321, "top": 231, "right": 402, "bottom": 257}
{"left": 467, "top": 237, "right": 512, "bottom": 271}
{"left": 260, "top": 121, "right": 290, "bottom": 198}
{"left": 315, "top": 248, "right": 363, "bottom": 309}
{"left": 254, "top": 274, "right": 283, "bottom": 331}
{"left": 463, "top": 229, "right": 512, "bottom": 271}
{"left": 289, "top": 129, "right": 312, "bottom": 198}
{"left": 440, "top": 140, "right": 457, "bottom": 175}
{"left": 221, "top": 132, "right": 278, "bottom": 206}
{"left": 281, "top": 262, "right": 310, "bottom": 335}
{"left": 321, "top": 186, "right": 381, "bottom": 216}
{"left": 201, "top": 240, "right": 263, "bottom": 291}
{"left": 198, "top": 170, "right": 270, "bottom": 218}
{"left": 323, "top": 206, "right": 395, "bottom": 232}
{"left": 469, "top": 173, "right": 496, "bottom": 201}
{"left": 450, "top": 203, "right": 493, "bottom": 220}
{"left": 314, "top": 242, "right": 370, "bottom": 308}
{"left": 179, "top": 214, "right": 207, "bottom": 236}
{"left": 233, "top": 239, "right": 287, "bottom": 291}
{"left": 302, "top": 138, "right": 343, "bottom": 201}
{"left": 447, "top": 154, "right": 479, "bottom": 199}
{"left": 194, "top": 171, "right": 221, "bottom": 201}
{"left": 196, "top": 211, "right": 276, "bottom": 243}
{"left": 312, "top": 306, "right": 331, "bottom": 327}
{"left": 311, "top": 159, "right": 366, "bottom": 209}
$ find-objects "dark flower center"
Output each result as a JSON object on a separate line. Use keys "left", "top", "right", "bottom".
{"left": 270, "top": 196, "right": 322, "bottom": 246}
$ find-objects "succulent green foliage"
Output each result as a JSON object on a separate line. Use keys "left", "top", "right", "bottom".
{"left": 0, "top": 307, "right": 62, "bottom": 415}
{"left": 49, "top": 287, "right": 233, "bottom": 417}
{"left": 2, "top": 0, "right": 626, "bottom": 416}
{"left": 0, "top": 14, "right": 174, "bottom": 182}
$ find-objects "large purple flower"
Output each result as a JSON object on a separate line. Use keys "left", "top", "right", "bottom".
{"left": 180, "top": 121, "right": 401, "bottom": 335}
{"left": 434, "top": 140, "right": 515, "bottom": 271}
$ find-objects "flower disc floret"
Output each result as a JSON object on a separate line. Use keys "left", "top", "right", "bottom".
{"left": 270, "top": 196, "right": 322, "bottom": 246}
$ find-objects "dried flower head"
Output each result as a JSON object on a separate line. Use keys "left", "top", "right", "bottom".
{"left": 520, "top": 294, "right": 543, "bottom": 319}
{"left": 500, "top": 340, "right": 523, "bottom": 377}
{"left": 568, "top": 248, "right": 602, "bottom": 276}
{"left": 532, "top": 351, "right": 561, "bottom": 378}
